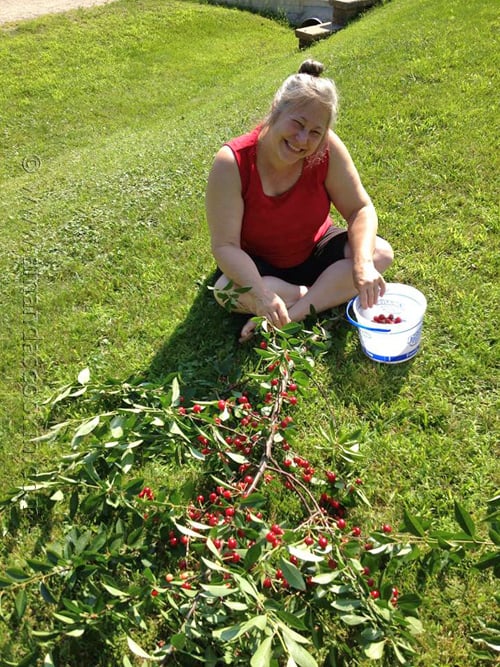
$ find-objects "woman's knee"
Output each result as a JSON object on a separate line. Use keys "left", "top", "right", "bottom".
{"left": 374, "top": 237, "right": 394, "bottom": 271}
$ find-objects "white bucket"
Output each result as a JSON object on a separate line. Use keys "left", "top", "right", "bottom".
{"left": 346, "top": 283, "right": 427, "bottom": 364}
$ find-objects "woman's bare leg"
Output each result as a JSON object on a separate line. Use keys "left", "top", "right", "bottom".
{"left": 288, "top": 237, "right": 393, "bottom": 322}
{"left": 213, "top": 237, "right": 393, "bottom": 341}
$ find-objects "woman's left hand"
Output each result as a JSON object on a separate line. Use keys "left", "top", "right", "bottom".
{"left": 353, "top": 261, "right": 386, "bottom": 309}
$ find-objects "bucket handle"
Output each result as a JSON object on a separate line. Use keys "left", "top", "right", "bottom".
{"left": 345, "top": 298, "right": 391, "bottom": 332}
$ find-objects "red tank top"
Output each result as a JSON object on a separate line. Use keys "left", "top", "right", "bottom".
{"left": 226, "top": 128, "right": 333, "bottom": 268}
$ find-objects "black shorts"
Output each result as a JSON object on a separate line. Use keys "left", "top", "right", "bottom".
{"left": 214, "top": 227, "right": 349, "bottom": 287}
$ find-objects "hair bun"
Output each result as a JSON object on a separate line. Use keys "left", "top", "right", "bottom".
{"left": 298, "top": 59, "right": 325, "bottom": 77}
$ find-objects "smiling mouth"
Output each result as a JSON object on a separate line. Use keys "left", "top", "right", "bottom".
{"left": 285, "top": 140, "right": 303, "bottom": 154}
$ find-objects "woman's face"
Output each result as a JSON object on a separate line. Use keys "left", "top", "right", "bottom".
{"left": 270, "top": 100, "right": 330, "bottom": 164}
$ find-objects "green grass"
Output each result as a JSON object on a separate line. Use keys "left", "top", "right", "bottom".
{"left": 0, "top": 0, "right": 498, "bottom": 664}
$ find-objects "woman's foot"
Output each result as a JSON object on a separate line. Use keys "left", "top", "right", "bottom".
{"left": 239, "top": 317, "right": 258, "bottom": 343}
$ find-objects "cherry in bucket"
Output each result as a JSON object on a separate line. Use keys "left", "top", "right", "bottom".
{"left": 372, "top": 313, "right": 402, "bottom": 324}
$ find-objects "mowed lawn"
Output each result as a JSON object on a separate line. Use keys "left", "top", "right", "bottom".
{"left": 0, "top": 0, "right": 498, "bottom": 664}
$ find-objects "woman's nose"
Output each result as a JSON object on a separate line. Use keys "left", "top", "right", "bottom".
{"left": 296, "top": 128, "right": 309, "bottom": 145}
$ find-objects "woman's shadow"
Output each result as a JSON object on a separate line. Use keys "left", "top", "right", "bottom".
{"left": 147, "top": 274, "right": 253, "bottom": 389}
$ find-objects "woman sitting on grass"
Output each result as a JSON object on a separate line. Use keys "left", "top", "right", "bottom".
{"left": 206, "top": 59, "right": 393, "bottom": 342}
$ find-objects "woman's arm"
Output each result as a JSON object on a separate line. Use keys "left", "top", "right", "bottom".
{"left": 205, "top": 146, "right": 290, "bottom": 325}
{"left": 325, "top": 131, "right": 386, "bottom": 308}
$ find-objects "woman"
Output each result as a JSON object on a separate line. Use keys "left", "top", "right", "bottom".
{"left": 206, "top": 59, "right": 393, "bottom": 342}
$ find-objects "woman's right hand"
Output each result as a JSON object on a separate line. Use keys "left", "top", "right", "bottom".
{"left": 253, "top": 290, "right": 291, "bottom": 328}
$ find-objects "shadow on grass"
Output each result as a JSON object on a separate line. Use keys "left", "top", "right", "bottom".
{"left": 147, "top": 274, "right": 254, "bottom": 390}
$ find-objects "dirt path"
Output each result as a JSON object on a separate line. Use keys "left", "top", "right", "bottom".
{"left": 0, "top": 0, "right": 118, "bottom": 25}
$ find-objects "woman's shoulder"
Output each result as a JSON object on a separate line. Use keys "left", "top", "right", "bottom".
{"left": 225, "top": 126, "right": 260, "bottom": 153}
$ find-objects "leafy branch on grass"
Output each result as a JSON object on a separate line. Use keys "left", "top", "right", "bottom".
{"left": 0, "top": 321, "right": 498, "bottom": 666}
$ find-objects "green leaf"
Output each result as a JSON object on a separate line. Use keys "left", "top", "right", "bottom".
{"left": 40, "top": 582, "right": 57, "bottom": 604}
{"left": 15, "top": 588, "right": 27, "bottom": 620}
{"left": 170, "top": 632, "right": 186, "bottom": 649}
{"left": 126, "top": 636, "right": 158, "bottom": 660}
{"left": 66, "top": 627, "right": 85, "bottom": 637}
{"left": 454, "top": 500, "right": 476, "bottom": 537}
{"left": 200, "top": 584, "right": 238, "bottom": 597}
{"left": 50, "top": 489, "right": 64, "bottom": 502}
{"left": 311, "top": 572, "right": 339, "bottom": 585}
{"left": 69, "top": 490, "right": 79, "bottom": 519}
{"left": 78, "top": 367, "right": 90, "bottom": 385}
{"left": 244, "top": 541, "right": 262, "bottom": 569}
{"left": 364, "top": 640, "right": 385, "bottom": 659}
{"left": 251, "top": 636, "right": 273, "bottom": 667}
{"left": 276, "top": 609, "right": 308, "bottom": 631}
{"left": 224, "top": 600, "right": 249, "bottom": 611}
{"left": 26, "top": 558, "right": 53, "bottom": 573}
{"left": 170, "top": 376, "right": 181, "bottom": 406}
{"left": 288, "top": 545, "right": 323, "bottom": 563}
{"left": 488, "top": 527, "right": 500, "bottom": 546}
{"left": 53, "top": 612, "right": 77, "bottom": 624}
{"left": 474, "top": 551, "right": 500, "bottom": 572}
{"left": 5, "top": 567, "right": 30, "bottom": 582}
{"left": 282, "top": 633, "right": 318, "bottom": 667}
{"left": 405, "top": 616, "right": 424, "bottom": 635}
{"left": 402, "top": 509, "right": 426, "bottom": 537}
{"left": 331, "top": 599, "right": 361, "bottom": 612}
{"left": 102, "top": 582, "right": 130, "bottom": 598}
{"left": 43, "top": 654, "right": 56, "bottom": 667}
{"left": 340, "top": 614, "right": 369, "bottom": 626}
{"left": 233, "top": 574, "right": 260, "bottom": 601}
{"left": 278, "top": 558, "right": 306, "bottom": 591}
{"left": 74, "top": 415, "right": 100, "bottom": 438}
{"left": 396, "top": 593, "right": 422, "bottom": 611}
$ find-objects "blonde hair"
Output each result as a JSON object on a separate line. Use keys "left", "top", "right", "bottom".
{"left": 262, "top": 60, "right": 339, "bottom": 132}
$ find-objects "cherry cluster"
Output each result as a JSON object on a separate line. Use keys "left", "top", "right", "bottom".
{"left": 372, "top": 313, "right": 402, "bottom": 324}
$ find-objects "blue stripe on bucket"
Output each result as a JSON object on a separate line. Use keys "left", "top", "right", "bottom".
{"left": 361, "top": 346, "right": 420, "bottom": 364}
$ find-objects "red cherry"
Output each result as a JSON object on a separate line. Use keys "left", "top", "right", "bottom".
{"left": 227, "top": 537, "right": 237, "bottom": 550}
{"left": 304, "top": 536, "right": 314, "bottom": 546}
{"left": 370, "top": 590, "right": 380, "bottom": 599}
{"left": 382, "top": 523, "right": 393, "bottom": 534}
{"left": 337, "top": 519, "right": 346, "bottom": 530}
{"left": 318, "top": 536, "right": 328, "bottom": 548}
{"left": 192, "top": 404, "right": 202, "bottom": 413}
{"left": 352, "top": 526, "right": 362, "bottom": 537}
{"left": 259, "top": 341, "right": 268, "bottom": 349}
{"left": 263, "top": 577, "right": 272, "bottom": 588}
{"left": 151, "top": 589, "right": 159, "bottom": 597}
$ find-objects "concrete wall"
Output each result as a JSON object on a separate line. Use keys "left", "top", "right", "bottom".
{"left": 215, "top": 0, "right": 333, "bottom": 26}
